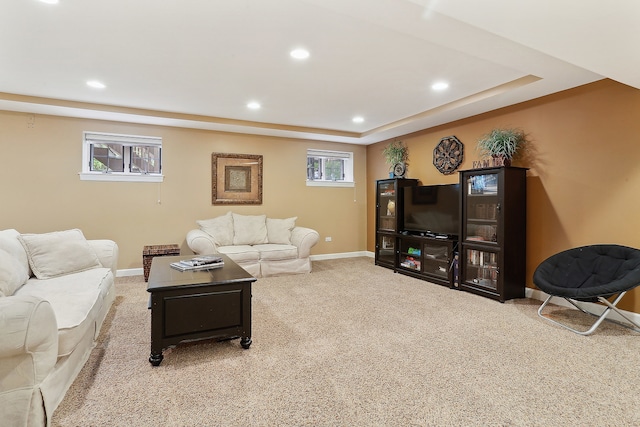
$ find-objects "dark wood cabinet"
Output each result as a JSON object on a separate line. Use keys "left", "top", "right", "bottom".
{"left": 459, "top": 166, "right": 527, "bottom": 302}
{"left": 396, "top": 234, "right": 458, "bottom": 288}
{"left": 375, "top": 178, "right": 418, "bottom": 268}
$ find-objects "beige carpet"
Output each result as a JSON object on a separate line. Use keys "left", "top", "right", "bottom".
{"left": 53, "top": 257, "right": 640, "bottom": 426}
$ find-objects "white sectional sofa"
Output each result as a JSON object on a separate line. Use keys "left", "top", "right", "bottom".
{"left": 186, "top": 212, "right": 319, "bottom": 277}
{"left": 0, "top": 228, "right": 118, "bottom": 427}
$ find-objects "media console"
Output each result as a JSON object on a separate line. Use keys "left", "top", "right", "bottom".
{"left": 396, "top": 233, "right": 458, "bottom": 288}
{"left": 375, "top": 168, "right": 526, "bottom": 302}
{"left": 375, "top": 178, "right": 459, "bottom": 288}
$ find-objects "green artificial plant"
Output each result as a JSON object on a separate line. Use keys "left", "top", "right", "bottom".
{"left": 476, "top": 128, "right": 528, "bottom": 162}
{"left": 382, "top": 140, "right": 408, "bottom": 171}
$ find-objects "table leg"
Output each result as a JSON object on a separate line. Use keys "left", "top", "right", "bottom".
{"left": 240, "top": 336, "right": 252, "bottom": 349}
{"left": 149, "top": 351, "right": 163, "bottom": 366}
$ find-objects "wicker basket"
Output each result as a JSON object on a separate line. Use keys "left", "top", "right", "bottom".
{"left": 143, "top": 244, "right": 180, "bottom": 282}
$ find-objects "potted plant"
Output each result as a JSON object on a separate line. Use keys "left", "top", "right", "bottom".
{"left": 382, "top": 140, "right": 408, "bottom": 177}
{"left": 476, "top": 128, "right": 528, "bottom": 166}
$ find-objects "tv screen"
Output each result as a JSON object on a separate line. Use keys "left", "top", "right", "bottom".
{"left": 403, "top": 184, "right": 460, "bottom": 237}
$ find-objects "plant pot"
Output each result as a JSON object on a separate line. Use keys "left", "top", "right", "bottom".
{"left": 492, "top": 155, "right": 511, "bottom": 167}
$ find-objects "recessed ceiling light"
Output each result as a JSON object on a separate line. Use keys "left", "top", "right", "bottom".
{"left": 352, "top": 116, "right": 364, "bottom": 123}
{"left": 247, "top": 101, "right": 261, "bottom": 110}
{"left": 86, "top": 80, "right": 106, "bottom": 89}
{"left": 432, "top": 81, "right": 449, "bottom": 91}
{"left": 290, "top": 49, "right": 310, "bottom": 60}
{"left": 39, "top": 0, "right": 59, "bottom": 4}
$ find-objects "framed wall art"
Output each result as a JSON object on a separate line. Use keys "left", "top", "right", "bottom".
{"left": 211, "top": 153, "right": 263, "bottom": 205}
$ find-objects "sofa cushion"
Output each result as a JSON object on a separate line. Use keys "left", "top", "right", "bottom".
{"left": 217, "top": 245, "right": 260, "bottom": 263}
{"left": 14, "top": 268, "right": 113, "bottom": 357}
{"left": 18, "top": 229, "right": 102, "bottom": 280}
{"left": 0, "top": 248, "right": 29, "bottom": 297}
{"left": 0, "top": 229, "right": 30, "bottom": 276}
{"left": 253, "top": 244, "right": 299, "bottom": 261}
{"left": 232, "top": 214, "right": 268, "bottom": 245}
{"left": 266, "top": 217, "right": 297, "bottom": 245}
{"left": 197, "top": 212, "right": 234, "bottom": 246}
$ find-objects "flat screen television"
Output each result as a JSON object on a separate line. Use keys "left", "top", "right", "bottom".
{"left": 402, "top": 184, "right": 460, "bottom": 238}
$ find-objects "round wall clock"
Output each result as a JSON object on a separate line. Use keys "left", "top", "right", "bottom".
{"left": 433, "top": 136, "right": 464, "bottom": 175}
{"left": 393, "top": 162, "right": 406, "bottom": 178}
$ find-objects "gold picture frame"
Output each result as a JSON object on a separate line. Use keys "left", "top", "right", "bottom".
{"left": 211, "top": 153, "right": 263, "bottom": 205}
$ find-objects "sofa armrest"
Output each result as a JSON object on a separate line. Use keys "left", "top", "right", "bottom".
{"left": 0, "top": 296, "right": 58, "bottom": 421}
{"left": 291, "top": 227, "right": 319, "bottom": 258}
{"left": 88, "top": 240, "right": 119, "bottom": 277}
{"left": 186, "top": 229, "right": 219, "bottom": 255}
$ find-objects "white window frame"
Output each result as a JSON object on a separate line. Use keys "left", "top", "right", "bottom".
{"left": 79, "top": 131, "right": 164, "bottom": 182}
{"left": 306, "top": 149, "right": 354, "bottom": 188}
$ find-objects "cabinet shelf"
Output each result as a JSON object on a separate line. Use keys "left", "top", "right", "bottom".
{"left": 466, "top": 238, "right": 498, "bottom": 245}
{"left": 466, "top": 218, "right": 497, "bottom": 224}
{"left": 467, "top": 193, "right": 498, "bottom": 198}
{"left": 398, "top": 259, "right": 422, "bottom": 271}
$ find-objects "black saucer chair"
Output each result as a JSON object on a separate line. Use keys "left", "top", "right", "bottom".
{"left": 533, "top": 244, "right": 640, "bottom": 335}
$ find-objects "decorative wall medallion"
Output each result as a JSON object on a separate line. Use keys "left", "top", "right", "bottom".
{"left": 433, "top": 136, "right": 464, "bottom": 175}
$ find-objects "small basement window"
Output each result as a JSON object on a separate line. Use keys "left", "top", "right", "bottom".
{"left": 306, "top": 149, "right": 354, "bottom": 187}
{"left": 80, "top": 131, "right": 163, "bottom": 182}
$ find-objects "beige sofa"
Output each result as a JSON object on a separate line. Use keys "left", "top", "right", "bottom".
{"left": 186, "top": 212, "right": 319, "bottom": 277}
{"left": 0, "top": 229, "right": 118, "bottom": 427}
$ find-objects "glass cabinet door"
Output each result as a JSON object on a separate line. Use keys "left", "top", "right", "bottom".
{"left": 464, "top": 172, "right": 500, "bottom": 244}
{"left": 377, "top": 234, "right": 396, "bottom": 266}
{"left": 464, "top": 248, "right": 498, "bottom": 290}
{"left": 377, "top": 181, "right": 398, "bottom": 232}
{"left": 422, "top": 242, "right": 450, "bottom": 279}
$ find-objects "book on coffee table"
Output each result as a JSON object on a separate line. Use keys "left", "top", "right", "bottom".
{"left": 170, "top": 255, "right": 224, "bottom": 272}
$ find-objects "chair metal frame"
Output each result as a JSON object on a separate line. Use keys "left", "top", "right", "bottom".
{"left": 537, "top": 291, "right": 640, "bottom": 336}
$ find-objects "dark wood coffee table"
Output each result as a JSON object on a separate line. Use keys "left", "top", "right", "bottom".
{"left": 146, "top": 254, "right": 256, "bottom": 366}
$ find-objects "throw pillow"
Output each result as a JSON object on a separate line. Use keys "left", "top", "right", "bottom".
{"left": 18, "top": 229, "right": 102, "bottom": 280}
{"left": 0, "top": 248, "right": 29, "bottom": 297}
{"left": 266, "top": 217, "right": 297, "bottom": 244}
{"left": 232, "top": 213, "right": 268, "bottom": 245}
{"left": 197, "top": 212, "right": 234, "bottom": 246}
{"left": 0, "top": 229, "right": 31, "bottom": 276}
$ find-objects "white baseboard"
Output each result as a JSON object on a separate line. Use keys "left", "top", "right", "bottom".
{"left": 116, "top": 257, "right": 640, "bottom": 326}
{"left": 526, "top": 287, "right": 640, "bottom": 329}
{"left": 310, "top": 251, "right": 373, "bottom": 261}
{"left": 117, "top": 252, "right": 374, "bottom": 276}
{"left": 117, "top": 268, "right": 143, "bottom": 277}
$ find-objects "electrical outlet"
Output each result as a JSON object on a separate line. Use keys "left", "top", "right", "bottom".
{"left": 325, "top": 236, "right": 332, "bottom": 242}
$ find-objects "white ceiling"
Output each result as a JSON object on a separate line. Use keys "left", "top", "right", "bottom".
{"left": 1, "top": 0, "right": 637, "bottom": 145}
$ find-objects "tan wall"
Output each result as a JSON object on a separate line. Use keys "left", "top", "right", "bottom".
{"left": 4, "top": 78, "right": 640, "bottom": 313}
{"left": 0, "top": 112, "right": 368, "bottom": 269}
{"left": 367, "top": 79, "right": 640, "bottom": 313}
